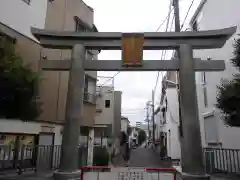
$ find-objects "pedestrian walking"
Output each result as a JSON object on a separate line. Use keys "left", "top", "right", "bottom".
{"left": 120, "top": 131, "right": 131, "bottom": 166}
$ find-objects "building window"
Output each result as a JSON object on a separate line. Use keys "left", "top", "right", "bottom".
{"left": 105, "top": 100, "right": 110, "bottom": 108}
{"left": 86, "top": 52, "right": 94, "bottom": 60}
{"left": 21, "top": 0, "right": 31, "bottom": 5}
{"left": 0, "top": 32, "right": 16, "bottom": 44}
{"left": 204, "top": 116, "right": 219, "bottom": 143}
{"left": 84, "top": 76, "right": 88, "bottom": 93}
{"left": 201, "top": 72, "right": 208, "bottom": 107}
{"left": 84, "top": 76, "right": 89, "bottom": 101}
{"left": 75, "top": 19, "right": 86, "bottom": 32}
{"left": 161, "top": 107, "right": 166, "bottom": 124}
{"left": 203, "top": 86, "right": 208, "bottom": 107}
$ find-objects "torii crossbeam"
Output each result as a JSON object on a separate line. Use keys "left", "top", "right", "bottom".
{"left": 32, "top": 26, "right": 236, "bottom": 180}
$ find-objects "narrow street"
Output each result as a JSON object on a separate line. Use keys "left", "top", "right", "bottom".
{"left": 113, "top": 144, "right": 172, "bottom": 168}
{"left": 129, "top": 147, "right": 172, "bottom": 168}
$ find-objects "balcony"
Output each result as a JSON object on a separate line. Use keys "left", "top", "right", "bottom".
{"left": 83, "top": 92, "right": 96, "bottom": 104}
{"left": 82, "top": 92, "right": 97, "bottom": 127}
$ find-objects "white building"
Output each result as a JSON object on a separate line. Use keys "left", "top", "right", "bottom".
{"left": 156, "top": 0, "right": 240, "bottom": 162}
{"left": 191, "top": 0, "right": 240, "bottom": 149}
{"left": 136, "top": 122, "right": 142, "bottom": 128}
{"left": 94, "top": 86, "right": 122, "bottom": 154}
{"left": 0, "top": 0, "right": 48, "bottom": 41}
{"left": 129, "top": 127, "right": 139, "bottom": 145}
{"left": 154, "top": 72, "right": 181, "bottom": 160}
{"left": 121, "top": 116, "right": 130, "bottom": 134}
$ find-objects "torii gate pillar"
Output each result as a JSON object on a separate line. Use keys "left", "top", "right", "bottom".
{"left": 179, "top": 44, "right": 209, "bottom": 179}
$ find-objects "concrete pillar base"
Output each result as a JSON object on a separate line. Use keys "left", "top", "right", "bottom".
{"left": 53, "top": 170, "right": 81, "bottom": 180}
{"left": 181, "top": 172, "right": 210, "bottom": 180}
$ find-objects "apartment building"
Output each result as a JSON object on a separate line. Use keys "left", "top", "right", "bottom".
{"left": 39, "top": 0, "right": 98, "bottom": 145}
{"left": 0, "top": 0, "right": 54, "bottom": 147}
{"left": 156, "top": 0, "right": 240, "bottom": 161}
{"left": 94, "top": 86, "right": 122, "bottom": 154}
{"left": 0, "top": 0, "right": 98, "bottom": 148}
{"left": 136, "top": 122, "right": 142, "bottom": 129}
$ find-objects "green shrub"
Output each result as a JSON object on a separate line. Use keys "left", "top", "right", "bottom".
{"left": 93, "top": 147, "right": 109, "bottom": 166}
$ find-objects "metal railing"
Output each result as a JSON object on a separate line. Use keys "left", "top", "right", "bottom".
{"left": 84, "top": 92, "right": 96, "bottom": 104}
{"left": 0, "top": 145, "right": 88, "bottom": 174}
{"left": 204, "top": 148, "right": 240, "bottom": 175}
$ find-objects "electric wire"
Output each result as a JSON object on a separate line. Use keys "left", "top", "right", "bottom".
{"left": 99, "top": 4, "right": 176, "bottom": 91}
{"left": 153, "top": 1, "right": 174, "bottom": 93}
{"left": 180, "top": 0, "right": 195, "bottom": 30}
{"left": 154, "top": 0, "right": 196, "bottom": 125}
{"left": 98, "top": 72, "right": 120, "bottom": 87}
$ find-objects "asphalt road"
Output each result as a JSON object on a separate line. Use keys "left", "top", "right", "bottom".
{"left": 129, "top": 146, "right": 172, "bottom": 168}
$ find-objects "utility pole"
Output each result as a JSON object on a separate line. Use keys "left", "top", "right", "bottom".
{"left": 173, "top": 0, "right": 180, "bottom": 32}
{"left": 151, "top": 90, "right": 155, "bottom": 147}
{"left": 172, "top": 0, "right": 183, "bottom": 137}
{"left": 146, "top": 101, "right": 152, "bottom": 139}
{"left": 172, "top": 1, "right": 210, "bottom": 179}
{"left": 145, "top": 102, "right": 150, "bottom": 138}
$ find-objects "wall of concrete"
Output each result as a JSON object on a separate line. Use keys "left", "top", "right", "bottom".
{"left": 39, "top": 0, "right": 97, "bottom": 125}
{"left": 95, "top": 87, "right": 115, "bottom": 125}
{"left": 156, "top": 87, "right": 181, "bottom": 160}
{"left": 165, "top": 88, "right": 181, "bottom": 160}
{"left": 94, "top": 87, "right": 122, "bottom": 154}
{"left": 0, "top": 0, "right": 47, "bottom": 41}
{"left": 95, "top": 87, "right": 122, "bottom": 136}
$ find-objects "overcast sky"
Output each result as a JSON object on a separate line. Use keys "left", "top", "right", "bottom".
{"left": 84, "top": 0, "right": 201, "bottom": 125}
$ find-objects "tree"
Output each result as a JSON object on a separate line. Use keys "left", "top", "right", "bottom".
{"left": 216, "top": 38, "right": 240, "bottom": 127}
{"left": 0, "top": 36, "right": 41, "bottom": 120}
{"left": 137, "top": 129, "right": 146, "bottom": 145}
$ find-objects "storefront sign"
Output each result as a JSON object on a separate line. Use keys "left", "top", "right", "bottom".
{"left": 41, "top": 125, "right": 54, "bottom": 133}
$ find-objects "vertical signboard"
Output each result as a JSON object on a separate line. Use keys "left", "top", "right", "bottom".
{"left": 122, "top": 33, "right": 144, "bottom": 66}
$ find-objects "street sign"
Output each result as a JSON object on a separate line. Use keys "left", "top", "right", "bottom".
{"left": 122, "top": 33, "right": 144, "bottom": 67}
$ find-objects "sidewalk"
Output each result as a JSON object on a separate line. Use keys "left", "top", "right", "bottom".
{"left": 0, "top": 171, "right": 53, "bottom": 180}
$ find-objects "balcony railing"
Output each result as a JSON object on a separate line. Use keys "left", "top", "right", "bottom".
{"left": 84, "top": 92, "right": 96, "bottom": 104}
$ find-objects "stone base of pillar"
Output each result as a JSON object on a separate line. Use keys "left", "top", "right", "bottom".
{"left": 181, "top": 172, "right": 210, "bottom": 180}
{"left": 53, "top": 170, "right": 81, "bottom": 180}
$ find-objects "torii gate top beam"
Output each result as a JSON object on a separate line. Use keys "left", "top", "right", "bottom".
{"left": 31, "top": 27, "right": 236, "bottom": 50}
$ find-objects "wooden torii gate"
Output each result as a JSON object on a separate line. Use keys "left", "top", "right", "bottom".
{"left": 32, "top": 26, "right": 236, "bottom": 180}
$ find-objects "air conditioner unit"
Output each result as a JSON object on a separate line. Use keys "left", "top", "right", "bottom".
{"left": 96, "top": 92, "right": 102, "bottom": 97}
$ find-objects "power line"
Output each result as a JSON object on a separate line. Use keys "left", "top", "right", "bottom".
{"left": 180, "top": 0, "right": 195, "bottom": 30}
{"left": 171, "top": 0, "right": 195, "bottom": 59}
{"left": 98, "top": 72, "right": 120, "bottom": 87}
{"left": 154, "top": 8, "right": 175, "bottom": 93}
{"left": 156, "top": 7, "right": 175, "bottom": 32}
{"left": 99, "top": 6, "right": 176, "bottom": 91}
{"left": 156, "top": 0, "right": 196, "bottom": 125}
{"left": 154, "top": 3, "right": 173, "bottom": 92}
